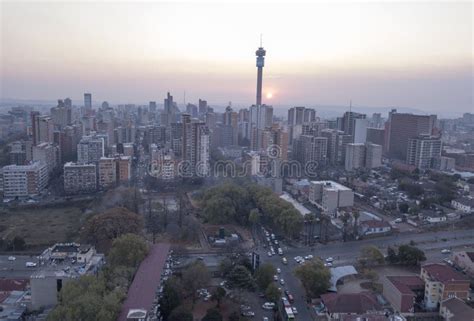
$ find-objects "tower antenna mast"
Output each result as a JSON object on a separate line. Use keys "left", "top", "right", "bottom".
{"left": 260, "top": 34, "right": 263, "bottom": 47}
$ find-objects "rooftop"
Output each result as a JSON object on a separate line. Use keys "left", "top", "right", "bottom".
{"left": 386, "top": 276, "right": 424, "bottom": 295}
{"left": 321, "top": 292, "right": 381, "bottom": 314}
{"left": 279, "top": 192, "right": 311, "bottom": 216}
{"left": 117, "top": 243, "right": 170, "bottom": 321}
{"left": 441, "top": 297, "right": 474, "bottom": 321}
{"left": 361, "top": 220, "right": 391, "bottom": 229}
{"left": 422, "top": 263, "right": 469, "bottom": 283}
{"left": 311, "top": 180, "right": 352, "bottom": 191}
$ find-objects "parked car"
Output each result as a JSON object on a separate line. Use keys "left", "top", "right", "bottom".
{"left": 304, "top": 254, "right": 313, "bottom": 260}
{"left": 25, "top": 262, "right": 37, "bottom": 267}
{"left": 291, "top": 307, "right": 298, "bottom": 315}
{"left": 282, "top": 257, "right": 288, "bottom": 264}
{"left": 280, "top": 279, "right": 285, "bottom": 285}
{"left": 441, "top": 249, "right": 451, "bottom": 254}
{"left": 273, "top": 275, "right": 278, "bottom": 281}
{"left": 262, "top": 302, "right": 275, "bottom": 310}
{"left": 326, "top": 257, "right": 334, "bottom": 263}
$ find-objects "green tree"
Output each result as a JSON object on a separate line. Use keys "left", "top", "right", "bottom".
{"left": 227, "top": 265, "right": 256, "bottom": 290}
{"left": 169, "top": 305, "right": 193, "bottom": 321}
{"left": 107, "top": 234, "right": 149, "bottom": 268}
{"left": 182, "top": 261, "right": 210, "bottom": 303}
{"left": 397, "top": 244, "right": 426, "bottom": 266}
{"left": 160, "top": 277, "right": 183, "bottom": 320}
{"left": 265, "top": 283, "right": 281, "bottom": 304}
{"left": 211, "top": 286, "right": 226, "bottom": 307}
{"left": 255, "top": 263, "right": 277, "bottom": 290}
{"left": 294, "top": 259, "right": 331, "bottom": 298}
{"left": 358, "top": 246, "right": 385, "bottom": 267}
{"left": 11, "top": 236, "right": 26, "bottom": 251}
{"left": 398, "top": 203, "right": 409, "bottom": 213}
{"left": 249, "top": 208, "right": 260, "bottom": 225}
{"left": 386, "top": 246, "right": 398, "bottom": 264}
{"left": 201, "top": 308, "right": 223, "bottom": 321}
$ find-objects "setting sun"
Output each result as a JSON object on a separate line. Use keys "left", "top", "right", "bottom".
{"left": 266, "top": 92, "right": 273, "bottom": 99}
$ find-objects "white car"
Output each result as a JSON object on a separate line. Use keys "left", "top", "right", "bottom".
{"left": 276, "top": 268, "right": 281, "bottom": 274}
{"left": 280, "top": 279, "right": 285, "bottom": 285}
{"left": 25, "top": 262, "right": 37, "bottom": 267}
{"left": 441, "top": 249, "right": 451, "bottom": 254}
{"left": 273, "top": 275, "right": 278, "bottom": 281}
{"left": 324, "top": 262, "right": 333, "bottom": 267}
{"left": 394, "top": 218, "right": 403, "bottom": 223}
{"left": 262, "top": 302, "right": 275, "bottom": 310}
{"left": 241, "top": 311, "right": 255, "bottom": 317}
{"left": 292, "top": 307, "right": 298, "bottom": 314}
{"left": 325, "top": 257, "right": 334, "bottom": 263}
{"left": 7, "top": 256, "right": 16, "bottom": 261}
{"left": 267, "top": 251, "right": 272, "bottom": 257}
{"left": 304, "top": 255, "right": 313, "bottom": 260}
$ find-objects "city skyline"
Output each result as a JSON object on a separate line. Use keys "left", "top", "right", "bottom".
{"left": 1, "top": 1, "right": 472, "bottom": 116}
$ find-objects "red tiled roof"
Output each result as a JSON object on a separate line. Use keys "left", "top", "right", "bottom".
{"left": 117, "top": 243, "right": 170, "bottom": 321}
{"left": 422, "top": 263, "right": 469, "bottom": 283}
{"left": 386, "top": 276, "right": 424, "bottom": 295}
{"left": 321, "top": 292, "right": 382, "bottom": 314}
{"left": 361, "top": 220, "right": 391, "bottom": 228}
{"left": 0, "top": 279, "right": 29, "bottom": 291}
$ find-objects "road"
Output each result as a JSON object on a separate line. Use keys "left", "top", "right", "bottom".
{"left": 253, "top": 227, "right": 474, "bottom": 321}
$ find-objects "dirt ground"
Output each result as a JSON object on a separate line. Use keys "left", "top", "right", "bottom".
{"left": 0, "top": 205, "right": 87, "bottom": 250}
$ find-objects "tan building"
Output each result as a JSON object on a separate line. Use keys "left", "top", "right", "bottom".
{"left": 452, "top": 251, "right": 474, "bottom": 277}
{"left": 98, "top": 157, "right": 116, "bottom": 188}
{"left": 420, "top": 263, "right": 470, "bottom": 310}
{"left": 63, "top": 162, "right": 97, "bottom": 195}
{"left": 116, "top": 155, "right": 131, "bottom": 183}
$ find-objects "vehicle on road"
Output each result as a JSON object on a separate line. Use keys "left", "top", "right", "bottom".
{"left": 394, "top": 218, "right": 403, "bottom": 223}
{"left": 304, "top": 254, "right": 313, "bottom": 260}
{"left": 324, "top": 262, "right": 333, "bottom": 267}
{"left": 273, "top": 275, "right": 278, "bottom": 281}
{"left": 326, "top": 257, "right": 334, "bottom": 262}
{"left": 282, "top": 257, "right": 288, "bottom": 264}
{"left": 291, "top": 307, "right": 298, "bottom": 315}
{"left": 441, "top": 249, "right": 451, "bottom": 254}
{"left": 280, "top": 279, "right": 285, "bottom": 285}
{"left": 267, "top": 251, "right": 272, "bottom": 257}
{"left": 277, "top": 268, "right": 281, "bottom": 274}
{"left": 443, "top": 258, "right": 453, "bottom": 265}
{"left": 241, "top": 311, "right": 255, "bottom": 317}
{"left": 240, "top": 305, "right": 251, "bottom": 311}
{"left": 283, "top": 307, "right": 295, "bottom": 320}
{"left": 263, "top": 317, "right": 269, "bottom": 321}
{"left": 262, "top": 302, "right": 275, "bottom": 310}
{"left": 287, "top": 293, "right": 294, "bottom": 303}
{"left": 7, "top": 256, "right": 16, "bottom": 261}
{"left": 25, "top": 262, "right": 37, "bottom": 267}
{"left": 278, "top": 248, "right": 283, "bottom": 255}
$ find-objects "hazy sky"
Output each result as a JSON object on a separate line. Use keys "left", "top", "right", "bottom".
{"left": 1, "top": 1, "right": 472, "bottom": 116}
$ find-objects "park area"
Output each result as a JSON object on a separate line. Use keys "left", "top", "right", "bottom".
{"left": 0, "top": 203, "right": 89, "bottom": 251}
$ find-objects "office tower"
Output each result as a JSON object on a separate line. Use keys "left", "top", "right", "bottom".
{"left": 63, "top": 162, "right": 97, "bottom": 194}
{"left": 114, "top": 126, "right": 135, "bottom": 144}
{"left": 84, "top": 93, "right": 92, "bottom": 110}
{"left": 198, "top": 99, "right": 208, "bottom": 116}
{"left": 365, "top": 143, "right": 383, "bottom": 169}
{"left": 221, "top": 105, "right": 238, "bottom": 146}
{"left": 353, "top": 118, "right": 368, "bottom": 144}
{"left": 386, "top": 111, "right": 437, "bottom": 160}
{"left": 366, "top": 128, "right": 385, "bottom": 147}
{"left": 288, "top": 107, "right": 316, "bottom": 143}
{"left": 186, "top": 104, "right": 198, "bottom": 118}
{"left": 182, "top": 114, "right": 210, "bottom": 176}
{"left": 336, "top": 134, "right": 353, "bottom": 165}
{"left": 371, "top": 113, "right": 383, "bottom": 128}
{"left": 32, "top": 142, "right": 58, "bottom": 174}
{"left": 345, "top": 143, "right": 366, "bottom": 171}
{"left": 2, "top": 162, "right": 48, "bottom": 198}
{"left": 406, "top": 135, "right": 442, "bottom": 169}
{"left": 57, "top": 124, "right": 82, "bottom": 163}
{"left": 64, "top": 98, "right": 72, "bottom": 108}
{"left": 255, "top": 43, "right": 266, "bottom": 106}
{"left": 341, "top": 111, "right": 366, "bottom": 140}
{"left": 77, "top": 135, "right": 105, "bottom": 164}
{"left": 149, "top": 101, "right": 157, "bottom": 113}
{"left": 31, "top": 113, "right": 54, "bottom": 146}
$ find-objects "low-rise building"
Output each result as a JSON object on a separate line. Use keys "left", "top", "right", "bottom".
{"left": 452, "top": 251, "right": 474, "bottom": 277}
{"left": 63, "top": 162, "right": 97, "bottom": 194}
{"left": 420, "top": 263, "right": 470, "bottom": 310}
{"left": 359, "top": 220, "right": 392, "bottom": 236}
{"left": 451, "top": 197, "right": 474, "bottom": 214}
{"left": 319, "top": 292, "right": 382, "bottom": 320}
{"left": 382, "top": 276, "right": 425, "bottom": 314}
{"left": 309, "top": 180, "right": 354, "bottom": 216}
{"left": 439, "top": 297, "right": 474, "bottom": 321}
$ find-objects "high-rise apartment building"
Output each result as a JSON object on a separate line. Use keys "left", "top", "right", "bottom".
{"left": 365, "top": 143, "right": 383, "bottom": 169}
{"left": 182, "top": 114, "right": 210, "bottom": 177}
{"left": 2, "top": 162, "right": 48, "bottom": 198}
{"left": 84, "top": 93, "right": 92, "bottom": 110}
{"left": 63, "top": 162, "right": 97, "bottom": 194}
{"left": 294, "top": 135, "right": 327, "bottom": 165}
{"left": 32, "top": 142, "right": 58, "bottom": 174}
{"left": 51, "top": 100, "right": 72, "bottom": 129}
{"left": 31, "top": 112, "right": 54, "bottom": 146}
{"left": 386, "top": 111, "right": 437, "bottom": 160}
{"left": 77, "top": 135, "right": 105, "bottom": 164}
{"left": 98, "top": 157, "right": 116, "bottom": 188}
{"left": 345, "top": 143, "right": 366, "bottom": 171}
{"left": 406, "top": 135, "right": 442, "bottom": 169}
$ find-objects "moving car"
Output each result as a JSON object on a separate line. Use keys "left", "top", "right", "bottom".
{"left": 304, "top": 254, "right": 313, "bottom": 260}
{"left": 262, "top": 302, "right": 275, "bottom": 310}
{"left": 280, "top": 279, "right": 285, "bottom": 285}
{"left": 276, "top": 268, "right": 281, "bottom": 274}
{"left": 282, "top": 257, "right": 288, "bottom": 265}
{"left": 325, "top": 257, "right": 334, "bottom": 263}
{"left": 25, "top": 262, "right": 37, "bottom": 267}
{"left": 324, "top": 262, "right": 333, "bottom": 267}
{"left": 441, "top": 249, "right": 451, "bottom": 254}
{"left": 273, "top": 275, "right": 278, "bottom": 281}
{"left": 7, "top": 256, "right": 16, "bottom": 261}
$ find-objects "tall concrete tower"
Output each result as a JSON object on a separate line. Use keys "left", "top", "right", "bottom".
{"left": 255, "top": 40, "right": 266, "bottom": 106}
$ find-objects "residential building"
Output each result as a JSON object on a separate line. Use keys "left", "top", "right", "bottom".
{"left": 345, "top": 143, "right": 366, "bottom": 171}
{"left": 77, "top": 135, "right": 104, "bottom": 164}
{"left": 319, "top": 292, "right": 382, "bottom": 320}
{"left": 452, "top": 251, "right": 474, "bottom": 277}
{"left": 451, "top": 197, "right": 474, "bottom": 214}
{"left": 31, "top": 113, "right": 54, "bottom": 145}
{"left": 358, "top": 220, "right": 392, "bottom": 236}
{"left": 98, "top": 157, "right": 116, "bottom": 188}
{"left": 366, "top": 127, "right": 385, "bottom": 147}
{"left": 63, "top": 162, "right": 97, "bottom": 194}
{"left": 309, "top": 180, "right": 354, "bottom": 216}
{"left": 1, "top": 162, "right": 48, "bottom": 198}
{"left": 382, "top": 276, "right": 425, "bottom": 314}
{"left": 32, "top": 142, "right": 58, "bottom": 174}
{"left": 365, "top": 143, "right": 382, "bottom": 168}
{"left": 406, "top": 135, "right": 442, "bottom": 169}
{"left": 116, "top": 155, "right": 131, "bottom": 183}
{"left": 420, "top": 263, "right": 470, "bottom": 310}
{"left": 294, "top": 135, "right": 327, "bottom": 165}
{"left": 182, "top": 114, "right": 210, "bottom": 177}
{"left": 439, "top": 298, "right": 474, "bottom": 321}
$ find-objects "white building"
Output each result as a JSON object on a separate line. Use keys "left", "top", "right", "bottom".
{"left": 77, "top": 135, "right": 104, "bottom": 164}
{"left": 451, "top": 197, "right": 474, "bottom": 214}
{"left": 309, "top": 180, "right": 354, "bottom": 216}
{"left": 406, "top": 135, "right": 442, "bottom": 169}
{"left": 345, "top": 143, "right": 365, "bottom": 171}
{"left": 32, "top": 142, "right": 58, "bottom": 174}
{"left": 365, "top": 143, "right": 382, "bottom": 169}
{"left": 353, "top": 118, "right": 368, "bottom": 144}
{"left": 2, "top": 161, "right": 48, "bottom": 198}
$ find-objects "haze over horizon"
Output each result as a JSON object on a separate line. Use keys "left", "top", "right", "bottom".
{"left": 1, "top": 1, "right": 472, "bottom": 117}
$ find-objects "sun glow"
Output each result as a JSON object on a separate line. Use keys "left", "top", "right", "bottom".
{"left": 266, "top": 92, "right": 273, "bottom": 99}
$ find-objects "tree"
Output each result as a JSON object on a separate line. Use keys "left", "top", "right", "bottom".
{"left": 211, "top": 286, "right": 226, "bottom": 307}
{"left": 107, "top": 234, "right": 149, "bottom": 268}
{"left": 201, "top": 308, "right": 223, "bottom": 321}
{"left": 12, "top": 236, "right": 26, "bottom": 251}
{"left": 386, "top": 246, "right": 398, "bottom": 264}
{"left": 228, "top": 311, "right": 241, "bottom": 321}
{"left": 294, "top": 259, "right": 331, "bottom": 298}
{"left": 255, "top": 263, "right": 276, "bottom": 290}
{"left": 358, "top": 246, "right": 385, "bottom": 267}
{"left": 160, "top": 277, "right": 183, "bottom": 320}
{"left": 83, "top": 207, "right": 143, "bottom": 247}
{"left": 397, "top": 244, "right": 426, "bottom": 266}
{"left": 219, "top": 257, "right": 234, "bottom": 277}
{"left": 265, "top": 283, "right": 281, "bottom": 304}
{"left": 249, "top": 208, "right": 260, "bottom": 225}
{"left": 227, "top": 265, "right": 256, "bottom": 291}
{"left": 182, "top": 261, "right": 210, "bottom": 303}
{"left": 398, "top": 203, "right": 409, "bottom": 214}
{"left": 169, "top": 305, "right": 193, "bottom": 321}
